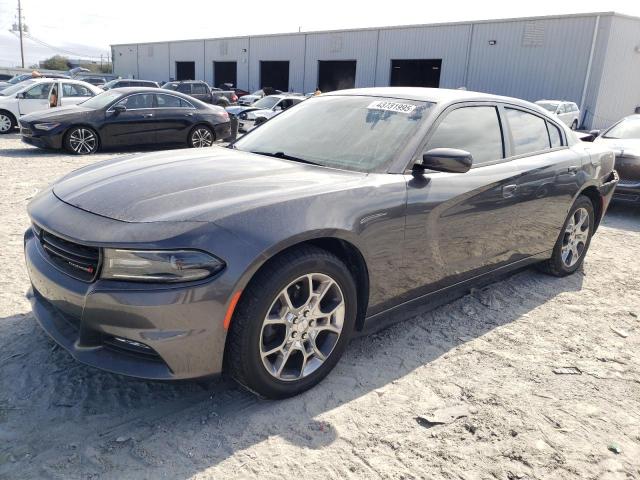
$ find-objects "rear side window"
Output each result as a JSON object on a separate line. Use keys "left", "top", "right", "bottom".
{"left": 505, "top": 108, "right": 550, "bottom": 155}
{"left": 547, "top": 122, "right": 563, "bottom": 148}
{"left": 177, "top": 83, "right": 191, "bottom": 94}
{"left": 426, "top": 106, "right": 504, "bottom": 165}
{"left": 155, "top": 94, "right": 184, "bottom": 108}
{"left": 192, "top": 83, "right": 208, "bottom": 95}
{"left": 62, "top": 83, "right": 93, "bottom": 97}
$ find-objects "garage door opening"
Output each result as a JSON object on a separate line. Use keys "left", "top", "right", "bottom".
{"left": 260, "top": 61, "right": 289, "bottom": 92}
{"left": 176, "top": 61, "right": 195, "bottom": 81}
{"left": 318, "top": 60, "right": 356, "bottom": 92}
{"left": 390, "top": 59, "right": 442, "bottom": 88}
{"left": 214, "top": 61, "right": 237, "bottom": 89}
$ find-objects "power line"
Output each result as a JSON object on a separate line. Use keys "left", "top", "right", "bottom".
{"left": 24, "top": 32, "right": 107, "bottom": 60}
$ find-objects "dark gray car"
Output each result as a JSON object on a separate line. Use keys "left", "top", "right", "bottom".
{"left": 24, "top": 88, "right": 618, "bottom": 398}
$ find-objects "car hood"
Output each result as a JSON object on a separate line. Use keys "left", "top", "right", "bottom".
{"left": 20, "top": 105, "right": 93, "bottom": 123}
{"left": 594, "top": 137, "right": 640, "bottom": 157}
{"left": 52, "top": 147, "right": 366, "bottom": 223}
{"left": 238, "top": 95, "right": 259, "bottom": 103}
{"left": 226, "top": 105, "right": 255, "bottom": 115}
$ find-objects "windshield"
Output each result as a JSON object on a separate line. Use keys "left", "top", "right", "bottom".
{"left": 102, "top": 80, "right": 119, "bottom": 89}
{"left": 79, "top": 90, "right": 124, "bottom": 109}
{"left": 8, "top": 74, "right": 31, "bottom": 85}
{"left": 603, "top": 117, "right": 640, "bottom": 140}
{"left": 250, "top": 90, "right": 263, "bottom": 96}
{"left": 234, "top": 95, "right": 433, "bottom": 173}
{"left": 536, "top": 101, "right": 559, "bottom": 113}
{"left": 162, "top": 83, "right": 178, "bottom": 90}
{"left": 252, "top": 96, "right": 280, "bottom": 109}
{"left": 0, "top": 79, "right": 37, "bottom": 96}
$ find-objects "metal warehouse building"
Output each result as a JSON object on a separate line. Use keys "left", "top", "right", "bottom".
{"left": 112, "top": 11, "right": 640, "bottom": 128}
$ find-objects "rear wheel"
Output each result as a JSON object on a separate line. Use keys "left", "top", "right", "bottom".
{"left": 188, "top": 125, "right": 214, "bottom": 148}
{"left": 224, "top": 246, "right": 357, "bottom": 398}
{"left": 538, "top": 195, "right": 594, "bottom": 276}
{"left": 64, "top": 127, "right": 99, "bottom": 155}
{"left": 0, "top": 111, "right": 15, "bottom": 134}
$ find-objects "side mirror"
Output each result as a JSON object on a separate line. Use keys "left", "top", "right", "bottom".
{"left": 16, "top": 92, "right": 26, "bottom": 99}
{"left": 113, "top": 104, "right": 126, "bottom": 114}
{"left": 589, "top": 129, "right": 600, "bottom": 138}
{"left": 417, "top": 148, "right": 473, "bottom": 174}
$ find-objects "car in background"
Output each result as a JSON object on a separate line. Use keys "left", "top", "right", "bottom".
{"left": 535, "top": 100, "right": 580, "bottom": 130}
{"left": 0, "top": 78, "right": 102, "bottom": 133}
{"left": 0, "top": 73, "right": 13, "bottom": 81}
{"left": 227, "top": 94, "right": 305, "bottom": 132}
{"left": 0, "top": 72, "right": 71, "bottom": 92}
{"left": 237, "top": 88, "right": 282, "bottom": 106}
{"left": 591, "top": 114, "right": 640, "bottom": 203}
{"left": 19, "top": 87, "right": 231, "bottom": 154}
{"left": 162, "top": 81, "right": 235, "bottom": 107}
{"left": 81, "top": 77, "right": 108, "bottom": 87}
{"left": 102, "top": 79, "right": 160, "bottom": 90}
{"left": 24, "top": 87, "right": 617, "bottom": 399}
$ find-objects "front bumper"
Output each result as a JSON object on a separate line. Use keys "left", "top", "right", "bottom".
{"left": 612, "top": 179, "right": 640, "bottom": 203}
{"left": 21, "top": 126, "right": 64, "bottom": 150}
{"left": 22, "top": 196, "right": 245, "bottom": 380}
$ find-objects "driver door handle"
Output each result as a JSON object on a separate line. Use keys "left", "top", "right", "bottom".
{"left": 185, "top": 113, "right": 194, "bottom": 117}
{"left": 143, "top": 113, "right": 154, "bottom": 118}
{"left": 502, "top": 184, "right": 518, "bottom": 198}
{"left": 567, "top": 165, "right": 579, "bottom": 174}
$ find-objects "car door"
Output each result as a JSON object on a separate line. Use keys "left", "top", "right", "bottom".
{"left": 17, "top": 81, "right": 54, "bottom": 115}
{"left": 401, "top": 102, "right": 576, "bottom": 302}
{"left": 152, "top": 93, "right": 196, "bottom": 143}
{"left": 60, "top": 82, "right": 94, "bottom": 107}
{"left": 100, "top": 93, "right": 158, "bottom": 147}
{"left": 192, "top": 82, "right": 211, "bottom": 103}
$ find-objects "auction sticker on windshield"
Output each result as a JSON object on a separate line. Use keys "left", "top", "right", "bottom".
{"left": 367, "top": 100, "right": 416, "bottom": 114}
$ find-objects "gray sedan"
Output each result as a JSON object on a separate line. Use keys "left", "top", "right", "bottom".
{"left": 25, "top": 87, "right": 617, "bottom": 398}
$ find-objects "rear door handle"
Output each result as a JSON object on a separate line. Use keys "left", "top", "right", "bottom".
{"left": 185, "top": 113, "right": 194, "bottom": 117}
{"left": 567, "top": 165, "right": 579, "bottom": 174}
{"left": 143, "top": 113, "right": 154, "bottom": 118}
{"left": 502, "top": 184, "right": 518, "bottom": 198}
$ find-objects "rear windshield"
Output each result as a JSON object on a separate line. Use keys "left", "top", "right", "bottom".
{"left": 603, "top": 117, "right": 640, "bottom": 140}
{"left": 536, "top": 102, "right": 559, "bottom": 113}
{"left": 234, "top": 95, "right": 433, "bottom": 173}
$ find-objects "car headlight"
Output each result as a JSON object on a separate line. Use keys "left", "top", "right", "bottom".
{"left": 101, "top": 249, "right": 225, "bottom": 283}
{"left": 33, "top": 122, "right": 60, "bottom": 131}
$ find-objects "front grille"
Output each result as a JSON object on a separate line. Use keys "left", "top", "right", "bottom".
{"left": 37, "top": 227, "right": 101, "bottom": 282}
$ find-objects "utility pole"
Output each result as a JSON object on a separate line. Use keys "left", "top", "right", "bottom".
{"left": 17, "top": 0, "right": 25, "bottom": 68}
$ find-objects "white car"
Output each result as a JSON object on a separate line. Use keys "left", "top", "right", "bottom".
{"left": 535, "top": 100, "right": 580, "bottom": 130}
{"left": 0, "top": 78, "right": 102, "bottom": 133}
{"left": 228, "top": 95, "right": 305, "bottom": 132}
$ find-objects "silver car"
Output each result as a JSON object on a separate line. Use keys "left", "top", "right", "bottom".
{"left": 535, "top": 100, "right": 580, "bottom": 130}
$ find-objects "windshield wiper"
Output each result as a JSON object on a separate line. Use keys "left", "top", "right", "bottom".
{"left": 249, "top": 151, "right": 319, "bottom": 166}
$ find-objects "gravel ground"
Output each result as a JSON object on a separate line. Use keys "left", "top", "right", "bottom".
{"left": 1, "top": 133, "right": 639, "bottom": 480}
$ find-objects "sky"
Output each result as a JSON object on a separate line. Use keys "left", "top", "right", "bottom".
{"left": 1, "top": 0, "right": 640, "bottom": 67}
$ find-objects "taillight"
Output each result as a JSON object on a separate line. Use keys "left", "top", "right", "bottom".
{"left": 231, "top": 94, "right": 238, "bottom": 102}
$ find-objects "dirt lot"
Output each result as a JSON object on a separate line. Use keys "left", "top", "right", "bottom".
{"left": 0, "top": 133, "right": 639, "bottom": 480}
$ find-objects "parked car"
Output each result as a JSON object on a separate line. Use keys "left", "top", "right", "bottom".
{"left": 81, "top": 77, "right": 108, "bottom": 87}
{"left": 227, "top": 94, "right": 305, "bottom": 132}
{"left": 535, "top": 100, "right": 580, "bottom": 130}
{"left": 237, "top": 88, "right": 283, "bottom": 106}
{"left": 19, "top": 87, "right": 231, "bottom": 154}
{"left": 102, "top": 79, "right": 159, "bottom": 90}
{"left": 24, "top": 87, "right": 617, "bottom": 399}
{"left": 590, "top": 114, "right": 640, "bottom": 203}
{"left": 162, "top": 81, "right": 234, "bottom": 107}
{"left": 0, "top": 73, "right": 13, "bottom": 81}
{"left": 0, "top": 78, "right": 102, "bottom": 133}
{"left": 0, "top": 72, "right": 71, "bottom": 92}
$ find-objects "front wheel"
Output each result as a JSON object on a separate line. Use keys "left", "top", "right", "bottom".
{"left": 0, "top": 111, "right": 16, "bottom": 134}
{"left": 538, "top": 195, "right": 594, "bottom": 276}
{"left": 188, "top": 125, "right": 214, "bottom": 148}
{"left": 224, "top": 246, "right": 357, "bottom": 398}
{"left": 64, "top": 127, "right": 99, "bottom": 155}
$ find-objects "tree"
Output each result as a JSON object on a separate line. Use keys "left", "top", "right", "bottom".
{"left": 41, "top": 55, "right": 70, "bottom": 71}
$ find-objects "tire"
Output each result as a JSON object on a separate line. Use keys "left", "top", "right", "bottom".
{"left": 0, "top": 110, "right": 16, "bottom": 134}
{"left": 64, "top": 126, "right": 99, "bottom": 155}
{"left": 188, "top": 125, "right": 214, "bottom": 148}
{"left": 224, "top": 245, "right": 358, "bottom": 399}
{"left": 538, "top": 195, "right": 595, "bottom": 277}
{"left": 571, "top": 120, "right": 578, "bottom": 130}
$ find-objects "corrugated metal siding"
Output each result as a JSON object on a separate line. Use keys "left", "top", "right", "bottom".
{"left": 204, "top": 37, "right": 250, "bottom": 89}
{"left": 590, "top": 16, "right": 640, "bottom": 129}
{"left": 248, "top": 35, "right": 306, "bottom": 92}
{"left": 466, "top": 16, "right": 596, "bottom": 103}
{"left": 138, "top": 42, "right": 169, "bottom": 82}
{"left": 112, "top": 45, "right": 138, "bottom": 78}
{"left": 304, "top": 30, "right": 378, "bottom": 92}
{"left": 375, "top": 24, "right": 471, "bottom": 88}
{"left": 168, "top": 40, "right": 205, "bottom": 81}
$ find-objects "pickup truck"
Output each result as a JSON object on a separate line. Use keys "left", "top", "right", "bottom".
{"left": 162, "top": 81, "right": 237, "bottom": 106}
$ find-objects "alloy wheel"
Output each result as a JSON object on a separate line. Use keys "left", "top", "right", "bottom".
{"left": 191, "top": 128, "right": 213, "bottom": 147}
{"left": 259, "top": 273, "right": 345, "bottom": 381}
{"left": 561, "top": 207, "right": 589, "bottom": 267}
{"left": 69, "top": 128, "right": 97, "bottom": 154}
{"left": 0, "top": 114, "right": 11, "bottom": 133}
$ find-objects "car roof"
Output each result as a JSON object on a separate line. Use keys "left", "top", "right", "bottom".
{"left": 325, "top": 87, "right": 539, "bottom": 106}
